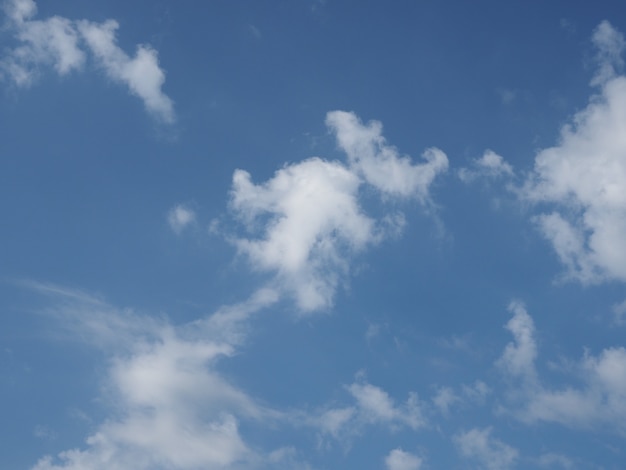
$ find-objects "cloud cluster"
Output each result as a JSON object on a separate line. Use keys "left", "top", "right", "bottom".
{"left": 229, "top": 111, "right": 448, "bottom": 311}
{"left": 522, "top": 21, "right": 626, "bottom": 284}
{"left": 1, "top": 0, "right": 174, "bottom": 122}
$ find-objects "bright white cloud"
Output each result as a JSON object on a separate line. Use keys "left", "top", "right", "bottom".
{"left": 458, "top": 149, "right": 514, "bottom": 182}
{"left": 230, "top": 157, "right": 375, "bottom": 311}
{"left": 1, "top": 0, "right": 174, "bottom": 122}
{"left": 325, "top": 110, "right": 448, "bottom": 200}
{"left": 229, "top": 111, "right": 447, "bottom": 312}
{"left": 454, "top": 427, "right": 518, "bottom": 470}
{"left": 167, "top": 204, "right": 196, "bottom": 234}
{"left": 522, "top": 21, "right": 626, "bottom": 284}
{"left": 384, "top": 448, "right": 423, "bottom": 470}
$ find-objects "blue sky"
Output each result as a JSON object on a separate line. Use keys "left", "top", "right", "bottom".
{"left": 2, "top": 0, "right": 626, "bottom": 468}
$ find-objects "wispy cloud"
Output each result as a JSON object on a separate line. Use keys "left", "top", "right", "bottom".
{"left": 497, "top": 302, "right": 626, "bottom": 434}
{"left": 1, "top": 0, "right": 174, "bottom": 122}
{"left": 23, "top": 282, "right": 284, "bottom": 470}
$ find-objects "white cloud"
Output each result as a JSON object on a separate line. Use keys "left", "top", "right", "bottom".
{"left": 454, "top": 427, "right": 518, "bottom": 470}
{"left": 25, "top": 283, "right": 280, "bottom": 470}
{"left": 384, "top": 448, "right": 423, "bottom": 470}
{"left": 230, "top": 157, "right": 375, "bottom": 311}
{"left": 1, "top": 0, "right": 174, "bottom": 121}
{"left": 496, "top": 301, "right": 538, "bottom": 385}
{"left": 313, "top": 379, "right": 425, "bottom": 442}
{"left": 167, "top": 204, "right": 196, "bottom": 234}
{"left": 77, "top": 20, "right": 174, "bottom": 123}
{"left": 3, "top": 0, "right": 36, "bottom": 23}
{"left": 591, "top": 20, "right": 625, "bottom": 86}
{"left": 458, "top": 150, "right": 514, "bottom": 183}
{"left": 522, "top": 21, "right": 626, "bottom": 284}
{"left": 1, "top": 0, "right": 85, "bottom": 86}
{"left": 229, "top": 111, "right": 447, "bottom": 312}
{"left": 496, "top": 303, "right": 626, "bottom": 434}
{"left": 326, "top": 110, "right": 448, "bottom": 200}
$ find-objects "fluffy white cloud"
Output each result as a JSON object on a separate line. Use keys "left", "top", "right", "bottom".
{"left": 167, "top": 204, "right": 196, "bottom": 234}
{"left": 326, "top": 111, "right": 448, "bottom": 200}
{"left": 1, "top": 0, "right": 174, "bottom": 121}
{"left": 522, "top": 21, "right": 626, "bottom": 284}
{"left": 384, "top": 448, "right": 423, "bottom": 470}
{"left": 229, "top": 112, "right": 447, "bottom": 312}
{"left": 454, "top": 427, "right": 518, "bottom": 470}
{"left": 458, "top": 149, "right": 514, "bottom": 182}
{"left": 231, "top": 158, "right": 375, "bottom": 311}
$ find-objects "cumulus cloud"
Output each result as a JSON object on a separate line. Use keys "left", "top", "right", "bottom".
{"left": 229, "top": 111, "right": 448, "bottom": 312}
{"left": 326, "top": 111, "right": 448, "bottom": 200}
{"left": 25, "top": 283, "right": 282, "bottom": 470}
{"left": 230, "top": 158, "right": 374, "bottom": 311}
{"left": 458, "top": 149, "right": 514, "bottom": 183}
{"left": 521, "top": 21, "right": 626, "bottom": 284}
{"left": 454, "top": 427, "right": 518, "bottom": 470}
{"left": 384, "top": 448, "right": 423, "bottom": 470}
{"left": 167, "top": 204, "right": 196, "bottom": 234}
{"left": 1, "top": 0, "right": 174, "bottom": 122}
{"left": 497, "top": 303, "right": 626, "bottom": 434}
